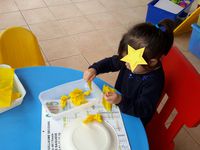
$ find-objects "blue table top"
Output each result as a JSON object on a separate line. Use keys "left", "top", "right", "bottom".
{"left": 0, "top": 66, "right": 149, "bottom": 150}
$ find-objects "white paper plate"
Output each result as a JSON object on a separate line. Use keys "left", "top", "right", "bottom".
{"left": 61, "top": 119, "right": 119, "bottom": 150}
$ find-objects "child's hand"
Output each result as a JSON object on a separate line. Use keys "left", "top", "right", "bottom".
{"left": 83, "top": 68, "right": 97, "bottom": 82}
{"left": 104, "top": 92, "right": 122, "bottom": 104}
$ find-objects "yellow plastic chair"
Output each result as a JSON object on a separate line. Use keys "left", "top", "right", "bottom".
{"left": 0, "top": 27, "right": 45, "bottom": 68}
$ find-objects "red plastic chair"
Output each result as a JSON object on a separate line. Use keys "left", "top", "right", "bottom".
{"left": 146, "top": 46, "right": 200, "bottom": 150}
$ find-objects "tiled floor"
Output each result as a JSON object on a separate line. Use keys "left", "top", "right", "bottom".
{"left": 0, "top": 0, "right": 200, "bottom": 149}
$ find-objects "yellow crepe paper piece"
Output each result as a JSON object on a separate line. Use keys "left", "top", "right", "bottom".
{"left": 87, "top": 81, "right": 92, "bottom": 90}
{"left": 60, "top": 95, "right": 69, "bottom": 109}
{"left": 69, "top": 89, "right": 89, "bottom": 106}
{"left": 102, "top": 85, "right": 115, "bottom": 112}
{"left": 120, "top": 45, "right": 147, "bottom": 72}
{"left": 12, "top": 92, "right": 21, "bottom": 101}
{"left": 83, "top": 90, "right": 91, "bottom": 96}
{"left": 60, "top": 88, "right": 91, "bottom": 109}
{"left": 0, "top": 68, "right": 15, "bottom": 108}
{"left": 83, "top": 114, "right": 103, "bottom": 124}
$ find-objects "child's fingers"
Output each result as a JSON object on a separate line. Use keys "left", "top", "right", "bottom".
{"left": 104, "top": 93, "right": 121, "bottom": 105}
{"left": 84, "top": 68, "right": 96, "bottom": 82}
{"left": 88, "top": 74, "right": 96, "bottom": 82}
{"left": 83, "top": 71, "right": 89, "bottom": 81}
{"left": 104, "top": 94, "right": 110, "bottom": 100}
{"left": 104, "top": 93, "right": 115, "bottom": 101}
{"left": 105, "top": 92, "right": 115, "bottom": 97}
{"left": 83, "top": 71, "right": 94, "bottom": 81}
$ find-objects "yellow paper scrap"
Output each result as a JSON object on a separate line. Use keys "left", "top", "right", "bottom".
{"left": 0, "top": 68, "right": 15, "bottom": 107}
{"left": 88, "top": 81, "right": 92, "bottom": 90}
{"left": 83, "top": 90, "right": 91, "bottom": 96}
{"left": 102, "top": 85, "right": 115, "bottom": 111}
{"left": 120, "top": 45, "right": 147, "bottom": 72}
{"left": 60, "top": 95, "right": 69, "bottom": 109}
{"left": 12, "top": 92, "right": 21, "bottom": 101}
{"left": 69, "top": 89, "right": 88, "bottom": 106}
{"left": 83, "top": 114, "right": 103, "bottom": 124}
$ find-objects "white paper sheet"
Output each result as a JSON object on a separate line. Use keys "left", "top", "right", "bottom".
{"left": 154, "top": 0, "right": 184, "bottom": 14}
{"left": 41, "top": 104, "right": 131, "bottom": 150}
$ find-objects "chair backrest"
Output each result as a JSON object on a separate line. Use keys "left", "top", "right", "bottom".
{"left": 146, "top": 46, "right": 200, "bottom": 150}
{"left": 0, "top": 27, "right": 45, "bottom": 68}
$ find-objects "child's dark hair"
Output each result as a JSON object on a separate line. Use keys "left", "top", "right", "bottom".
{"left": 118, "top": 19, "right": 176, "bottom": 64}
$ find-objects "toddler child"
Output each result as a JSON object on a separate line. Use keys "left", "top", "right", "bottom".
{"left": 84, "top": 19, "right": 175, "bottom": 126}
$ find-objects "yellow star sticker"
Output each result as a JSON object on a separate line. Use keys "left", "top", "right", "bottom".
{"left": 120, "top": 45, "right": 147, "bottom": 72}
